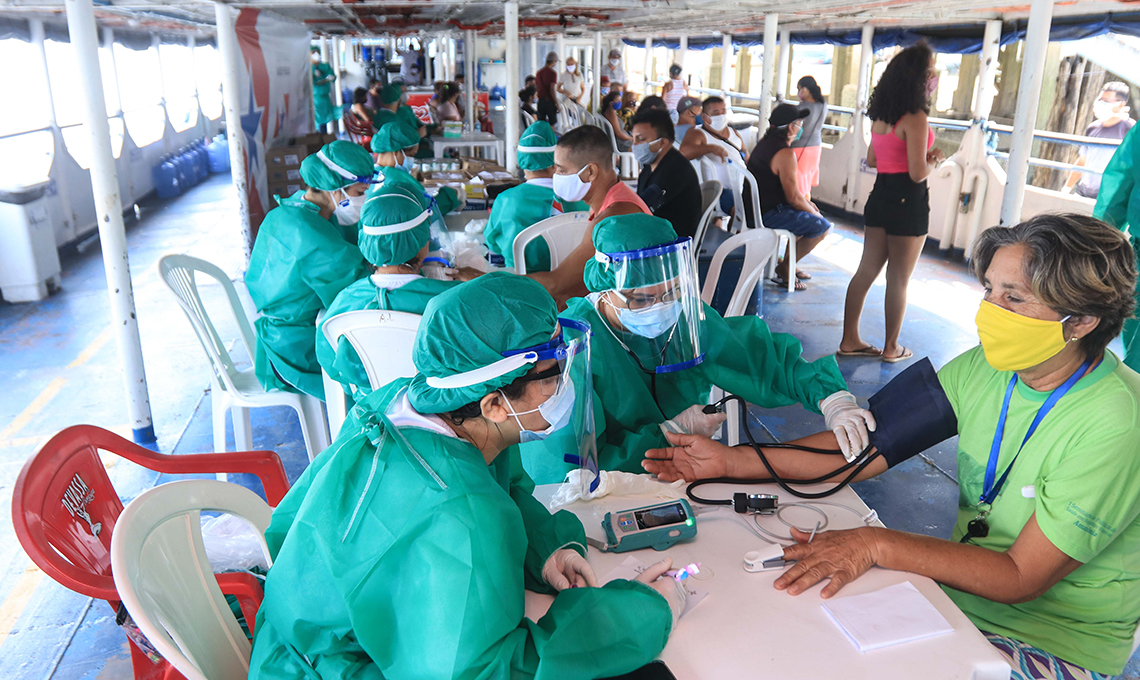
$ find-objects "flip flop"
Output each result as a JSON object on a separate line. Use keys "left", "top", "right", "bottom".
{"left": 836, "top": 345, "right": 882, "bottom": 357}
{"left": 795, "top": 270, "right": 812, "bottom": 281}
{"left": 881, "top": 347, "right": 914, "bottom": 363}
{"left": 770, "top": 276, "right": 807, "bottom": 292}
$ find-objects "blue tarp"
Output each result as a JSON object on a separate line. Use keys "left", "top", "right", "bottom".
{"left": 622, "top": 12, "right": 1140, "bottom": 55}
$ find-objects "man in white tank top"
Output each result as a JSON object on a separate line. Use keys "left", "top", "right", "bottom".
{"left": 679, "top": 96, "right": 745, "bottom": 212}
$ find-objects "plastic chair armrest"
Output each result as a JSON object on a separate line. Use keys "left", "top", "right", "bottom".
{"left": 216, "top": 572, "right": 264, "bottom": 637}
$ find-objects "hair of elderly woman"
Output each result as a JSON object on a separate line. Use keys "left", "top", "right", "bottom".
{"left": 971, "top": 213, "right": 1137, "bottom": 360}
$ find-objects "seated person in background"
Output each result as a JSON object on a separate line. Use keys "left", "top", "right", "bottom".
{"left": 527, "top": 125, "right": 650, "bottom": 307}
{"left": 349, "top": 87, "right": 374, "bottom": 127}
{"left": 618, "top": 90, "right": 639, "bottom": 131}
{"left": 642, "top": 212, "right": 1140, "bottom": 680}
{"left": 250, "top": 273, "right": 681, "bottom": 680}
{"left": 454, "top": 73, "right": 467, "bottom": 116}
{"left": 632, "top": 108, "right": 702, "bottom": 239}
{"left": 484, "top": 121, "right": 589, "bottom": 272}
{"left": 371, "top": 83, "right": 404, "bottom": 129}
{"left": 317, "top": 187, "right": 465, "bottom": 402}
{"left": 673, "top": 95, "right": 703, "bottom": 146}
{"left": 436, "top": 82, "right": 462, "bottom": 122}
{"left": 599, "top": 75, "right": 611, "bottom": 98}
{"left": 637, "top": 95, "right": 667, "bottom": 115}
{"left": 245, "top": 141, "right": 374, "bottom": 399}
{"left": 519, "top": 213, "right": 863, "bottom": 484}
{"left": 373, "top": 82, "right": 434, "bottom": 158}
{"left": 519, "top": 85, "right": 538, "bottom": 117}
{"left": 427, "top": 80, "right": 445, "bottom": 123}
{"left": 746, "top": 103, "right": 832, "bottom": 291}
{"left": 364, "top": 80, "right": 383, "bottom": 110}
{"left": 682, "top": 96, "right": 746, "bottom": 217}
{"left": 601, "top": 90, "right": 633, "bottom": 151}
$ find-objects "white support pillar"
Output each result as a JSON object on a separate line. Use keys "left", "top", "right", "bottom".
{"left": 973, "top": 20, "right": 1003, "bottom": 121}
{"left": 505, "top": 0, "right": 520, "bottom": 173}
{"left": 530, "top": 36, "right": 538, "bottom": 76}
{"left": 845, "top": 24, "right": 875, "bottom": 212}
{"left": 556, "top": 32, "right": 565, "bottom": 65}
{"left": 449, "top": 33, "right": 457, "bottom": 81}
{"left": 643, "top": 37, "right": 653, "bottom": 94}
{"left": 1000, "top": 0, "right": 1054, "bottom": 226}
{"left": 434, "top": 35, "right": 445, "bottom": 83}
{"left": 720, "top": 33, "right": 733, "bottom": 110}
{"left": 776, "top": 27, "right": 791, "bottom": 101}
{"left": 332, "top": 36, "right": 345, "bottom": 135}
{"left": 759, "top": 15, "right": 778, "bottom": 136}
{"left": 214, "top": 2, "right": 254, "bottom": 260}
{"left": 103, "top": 27, "right": 123, "bottom": 115}
{"left": 592, "top": 32, "right": 603, "bottom": 111}
{"left": 65, "top": 0, "right": 154, "bottom": 443}
{"left": 678, "top": 35, "right": 687, "bottom": 70}
{"left": 465, "top": 29, "right": 476, "bottom": 126}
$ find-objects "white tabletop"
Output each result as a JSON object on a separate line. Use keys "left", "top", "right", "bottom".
{"left": 434, "top": 132, "right": 504, "bottom": 164}
{"left": 530, "top": 481, "right": 1011, "bottom": 680}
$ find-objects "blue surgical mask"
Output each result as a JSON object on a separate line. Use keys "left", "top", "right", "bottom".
{"left": 792, "top": 126, "right": 803, "bottom": 142}
{"left": 633, "top": 139, "right": 662, "bottom": 165}
{"left": 601, "top": 87, "right": 610, "bottom": 97}
{"left": 400, "top": 152, "right": 416, "bottom": 172}
{"left": 615, "top": 300, "right": 682, "bottom": 338}
{"left": 612, "top": 101, "right": 622, "bottom": 111}
{"left": 502, "top": 380, "right": 576, "bottom": 443}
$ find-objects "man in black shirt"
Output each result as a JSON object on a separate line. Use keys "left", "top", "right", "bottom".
{"left": 631, "top": 108, "right": 702, "bottom": 239}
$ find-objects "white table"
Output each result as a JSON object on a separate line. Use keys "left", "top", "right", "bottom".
{"left": 434, "top": 132, "right": 505, "bottom": 165}
{"left": 530, "top": 481, "right": 1011, "bottom": 680}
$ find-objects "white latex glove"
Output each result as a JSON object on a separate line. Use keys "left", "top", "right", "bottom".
{"left": 542, "top": 548, "right": 598, "bottom": 591}
{"left": 635, "top": 557, "right": 687, "bottom": 626}
{"left": 819, "top": 390, "right": 877, "bottom": 462}
{"left": 661, "top": 404, "right": 728, "bottom": 438}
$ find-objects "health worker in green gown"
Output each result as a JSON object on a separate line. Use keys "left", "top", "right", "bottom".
{"left": 1093, "top": 122, "right": 1140, "bottom": 373}
{"left": 519, "top": 213, "right": 875, "bottom": 485}
{"left": 249, "top": 272, "right": 685, "bottom": 680}
{"left": 245, "top": 140, "right": 375, "bottom": 399}
{"left": 316, "top": 186, "right": 464, "bottom": 401}
{"left": 311, "top": 47, "right": 337, "bottom": 129}
{"left": 372, "top": 81, "right": 434, "bottom": 158}
{"left": 484, "top": 121, "right": 589, "bottom": 273}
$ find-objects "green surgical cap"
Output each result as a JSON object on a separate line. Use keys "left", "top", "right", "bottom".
{"left": 381, "top": 83, "right": 402, "bottom": 104}
{"left": 371, "top": 122, "right": 422, "bottom": 154}
{"left": 583, "top": 213, "right": 679, "bottom": 292}
{"left": 408, "top": 272, "right": 558, "bottom": 413}
{"left": 518, "top": 121, "right": 558, "bottom": 171}
{"left": 299, "top": 140, "right": 375, "bottom": 191}
{"left": 358, "top": 187, "right": 431, "bottom": 266}
{"left": 435, "top": 185, "right": 462, "bottom": 215}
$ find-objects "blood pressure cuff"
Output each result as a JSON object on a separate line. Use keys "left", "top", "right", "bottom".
{"left": 868, "top": 357, "right": 958, "bottom": 468}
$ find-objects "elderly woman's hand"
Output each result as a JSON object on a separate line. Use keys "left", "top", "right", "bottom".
{"left": 774, "top": 526, "right": 883, "bottom": 598}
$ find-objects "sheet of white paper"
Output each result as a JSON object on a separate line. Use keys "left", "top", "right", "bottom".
{"left": 600, "top": 556, "right": 708, "bottom": 618}
{"left": 821, "top": 581, "right": 954, "bottom": 653}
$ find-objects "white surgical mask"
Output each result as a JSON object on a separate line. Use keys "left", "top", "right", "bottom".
{"left": 614, "top": 300, "right": 682, "bottom": 338}
{"left": 1093, "top": 99, "right": 1121, "bottom": 122}
{"left": 553, "top": 164, "right": 592, "bottom": 202}
{"left": 334, "top": 190, "right": 366, "bottom": 226}
{"left": 567, "top": 64, "right": 577, "bottom": 73}
{"left": 707, "top": 114, "right": 727, "bottom": 130}
{"left": 633, "top": 139, "right": 662, "bottom": 165}
{"left": 501, "top": 380, "right": 576, "bottom": 443}
{"left": 610, "top": 58, "right": 621, "bottom": 66}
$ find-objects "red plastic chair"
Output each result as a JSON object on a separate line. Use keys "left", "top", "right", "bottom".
{"left": 344, "top": 110, "right": 373, "bottom": 150}
{"left": 11, "top": 425, "right": 290, "bottom": 680}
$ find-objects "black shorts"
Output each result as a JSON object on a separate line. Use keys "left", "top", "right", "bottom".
{"left": 537, "top": 99, "right": 558, "bottom": 126}
{"left": 863, "top": 172, "right": 929, "bottom": 236}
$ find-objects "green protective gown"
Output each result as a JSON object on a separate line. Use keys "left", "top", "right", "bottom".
{"left": 484, "top": 180, "right": 589, "bottom": 272}
{"left": 248, "top": 380, "right": 673, "bottom": 680}
{"left": 246, "top": 192, "right": 371, "bottom": 398}
{"left": 520, "top": 297, "right": 849, "bottom": 484}
{"left": 316, "top": 275, "right": 460, "bottom": 398}
{"left": 395, "top": 104, "right": 437, "bottom": 159}
{"left": 368, "top": 166, "right": 450, "bottom": 239}
{"left": 312, "top": 62, "right": 337, "bottom": 127}
{"left": 1092, "top": 122, "right": 1140, "bottom": 374}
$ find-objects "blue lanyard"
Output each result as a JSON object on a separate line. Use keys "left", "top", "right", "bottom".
{"left": 980, "top": 358, "right": 1092, "bottom": 506}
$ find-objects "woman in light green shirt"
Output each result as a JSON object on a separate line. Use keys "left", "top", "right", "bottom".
{"left": 640, "top": 213, "right": 1140, "bottom": 678}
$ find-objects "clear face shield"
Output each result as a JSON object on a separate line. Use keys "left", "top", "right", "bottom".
{"left": 595, "top": 238, "right": 706, "bottom": 374}
{"left": 502, "top": 318, "right": 599, "bottom": 493}
{"left": 419, "top": 193, "right": 456, "bottom": 279}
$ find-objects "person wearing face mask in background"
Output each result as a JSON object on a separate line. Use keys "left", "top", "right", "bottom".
{"left": 672, "top": 95, "right": 703, "bottom": 147}
{"left": 245, "top": 140, "right": 375, "bottom": 399}
{"left": 311, "top": 47, "right": 337, "bottom": 130}
{"left": 791, "top": 75, "right": 830, "bottom": 202}
{"left": 601, "top": 90, "right": 634, "bottom": 151}
{"left": 680, "top": 96, "right": 746, "bottom": 218}
{"left": 557, "top": 55, "right": 587, "bottom": 107}
{"left": 632, "top": 108, "right": 702, "bottom": 239}
{"left": 251, "top": 273, "right": 681, "bottom": 680}
{"left": 317, "top": 187, "right": 472, "bottom": 406}
{"left": 661, "top": 64, "right": 689, "bottom": 113}
{"left": 745, "top": 104, "right": 832, "bottom": 290}
{"left": 526, "top": 126, "right": 650, "bottom": 307}
{"left": 484, "top": 122, "right": 590, "bottom": 273}
{"left": 1064, "top": 82, "right": 1133, "bottom": 199}
{"left": 518, "top": 213, "right": 858, "bottom": 484}
{"left": 643, "top": 213, "right": 1140, "bottom": 680}
{"left": 602, "top": 48, "right": 627, "bottom": 88}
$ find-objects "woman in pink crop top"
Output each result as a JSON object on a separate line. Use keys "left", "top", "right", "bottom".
{"left": 839, "top": 43, "right": 945, "bottom": 364}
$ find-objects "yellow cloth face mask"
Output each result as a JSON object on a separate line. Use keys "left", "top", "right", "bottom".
{"left": 975, "top": 300, "right": 1070, "bottom": 372}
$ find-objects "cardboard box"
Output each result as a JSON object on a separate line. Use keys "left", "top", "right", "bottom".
{"left": 267, "top": 180, "right": 305, "bottom": 209}
{"left": 292, "top": 132, "right": 339, "bottom": 155}
{"left": 266, "top": 145, "right": 306, "bottom": 169}
{"left": 267, "top": 166, "right": 303, "bottom": 183}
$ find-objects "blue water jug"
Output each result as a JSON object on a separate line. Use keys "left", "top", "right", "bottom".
{"left": 175, "top": 148, "right": 194, "bottom": 189}
{"left": 207, "top": 135, "right": 230, "bottom": 173}
{"left": 152, "top": 155, "right": 181, "bottom": 198}
{"left": 192, "top": 141, "right": 209, "bottom": 181}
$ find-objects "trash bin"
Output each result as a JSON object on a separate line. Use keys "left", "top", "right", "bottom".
{"left": 0, "top": 180, "right": 61, "bottom": 302}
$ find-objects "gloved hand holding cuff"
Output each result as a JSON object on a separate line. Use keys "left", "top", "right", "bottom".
{"left": 819, "top": 390, "right": 877, "bottom": 462}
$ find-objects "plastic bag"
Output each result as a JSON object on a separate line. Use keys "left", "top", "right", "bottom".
{"left": 547, "top": 470, "right": 686, "bottom": 509}
{"left": 200, "top": 513, "right": 270, "bottom": 572}
{"left": 452, "top": 233, "right": 490, "bottom": 273}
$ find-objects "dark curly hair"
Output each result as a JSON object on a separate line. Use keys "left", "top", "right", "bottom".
{"left": 866, "top": 43, "right": 933, "bottom": 125}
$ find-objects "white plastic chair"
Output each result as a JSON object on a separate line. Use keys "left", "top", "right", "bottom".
{"left": 701, "top": 229, "right": 780, "bottom": 446}
{"left": 159, "top": 255, "right": 331, "bottom": 465}
{"left": 110, "top": 479, "right": 273, "bottom": 680}
{"left": 693, "top": 179, "right": 723, "bottom": 259}
{"left": 596, "top": 115, "right": 636, "bottom": 179}
{"left": 511, "top": 211, "right": 592, "bottom": 275}
{"left": 317, "top": 308, "right": 351, "bottom": 442}
{"left": 322, "top": 310, "right": 422, "bottom": 393}
{"left": 724, "top": 160, "right": 797, "bottom": 293}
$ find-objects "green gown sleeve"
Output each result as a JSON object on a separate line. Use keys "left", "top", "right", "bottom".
{"left": 1094, "top": 122, "right": 1140, "bottom": 231}
{"left": 705, "top": 308, "right": 846, "bottom": 414}
{"left": 302, "top": 234, "right": 370, "bottom": 309}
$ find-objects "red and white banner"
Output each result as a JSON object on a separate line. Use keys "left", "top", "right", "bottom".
{"left": 234, "top": 8, "right": 311, "bottom": 230}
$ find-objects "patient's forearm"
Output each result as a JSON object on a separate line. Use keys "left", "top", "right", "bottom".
{"left": 729, "top": 432, "right": 888, "bottom": 483}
